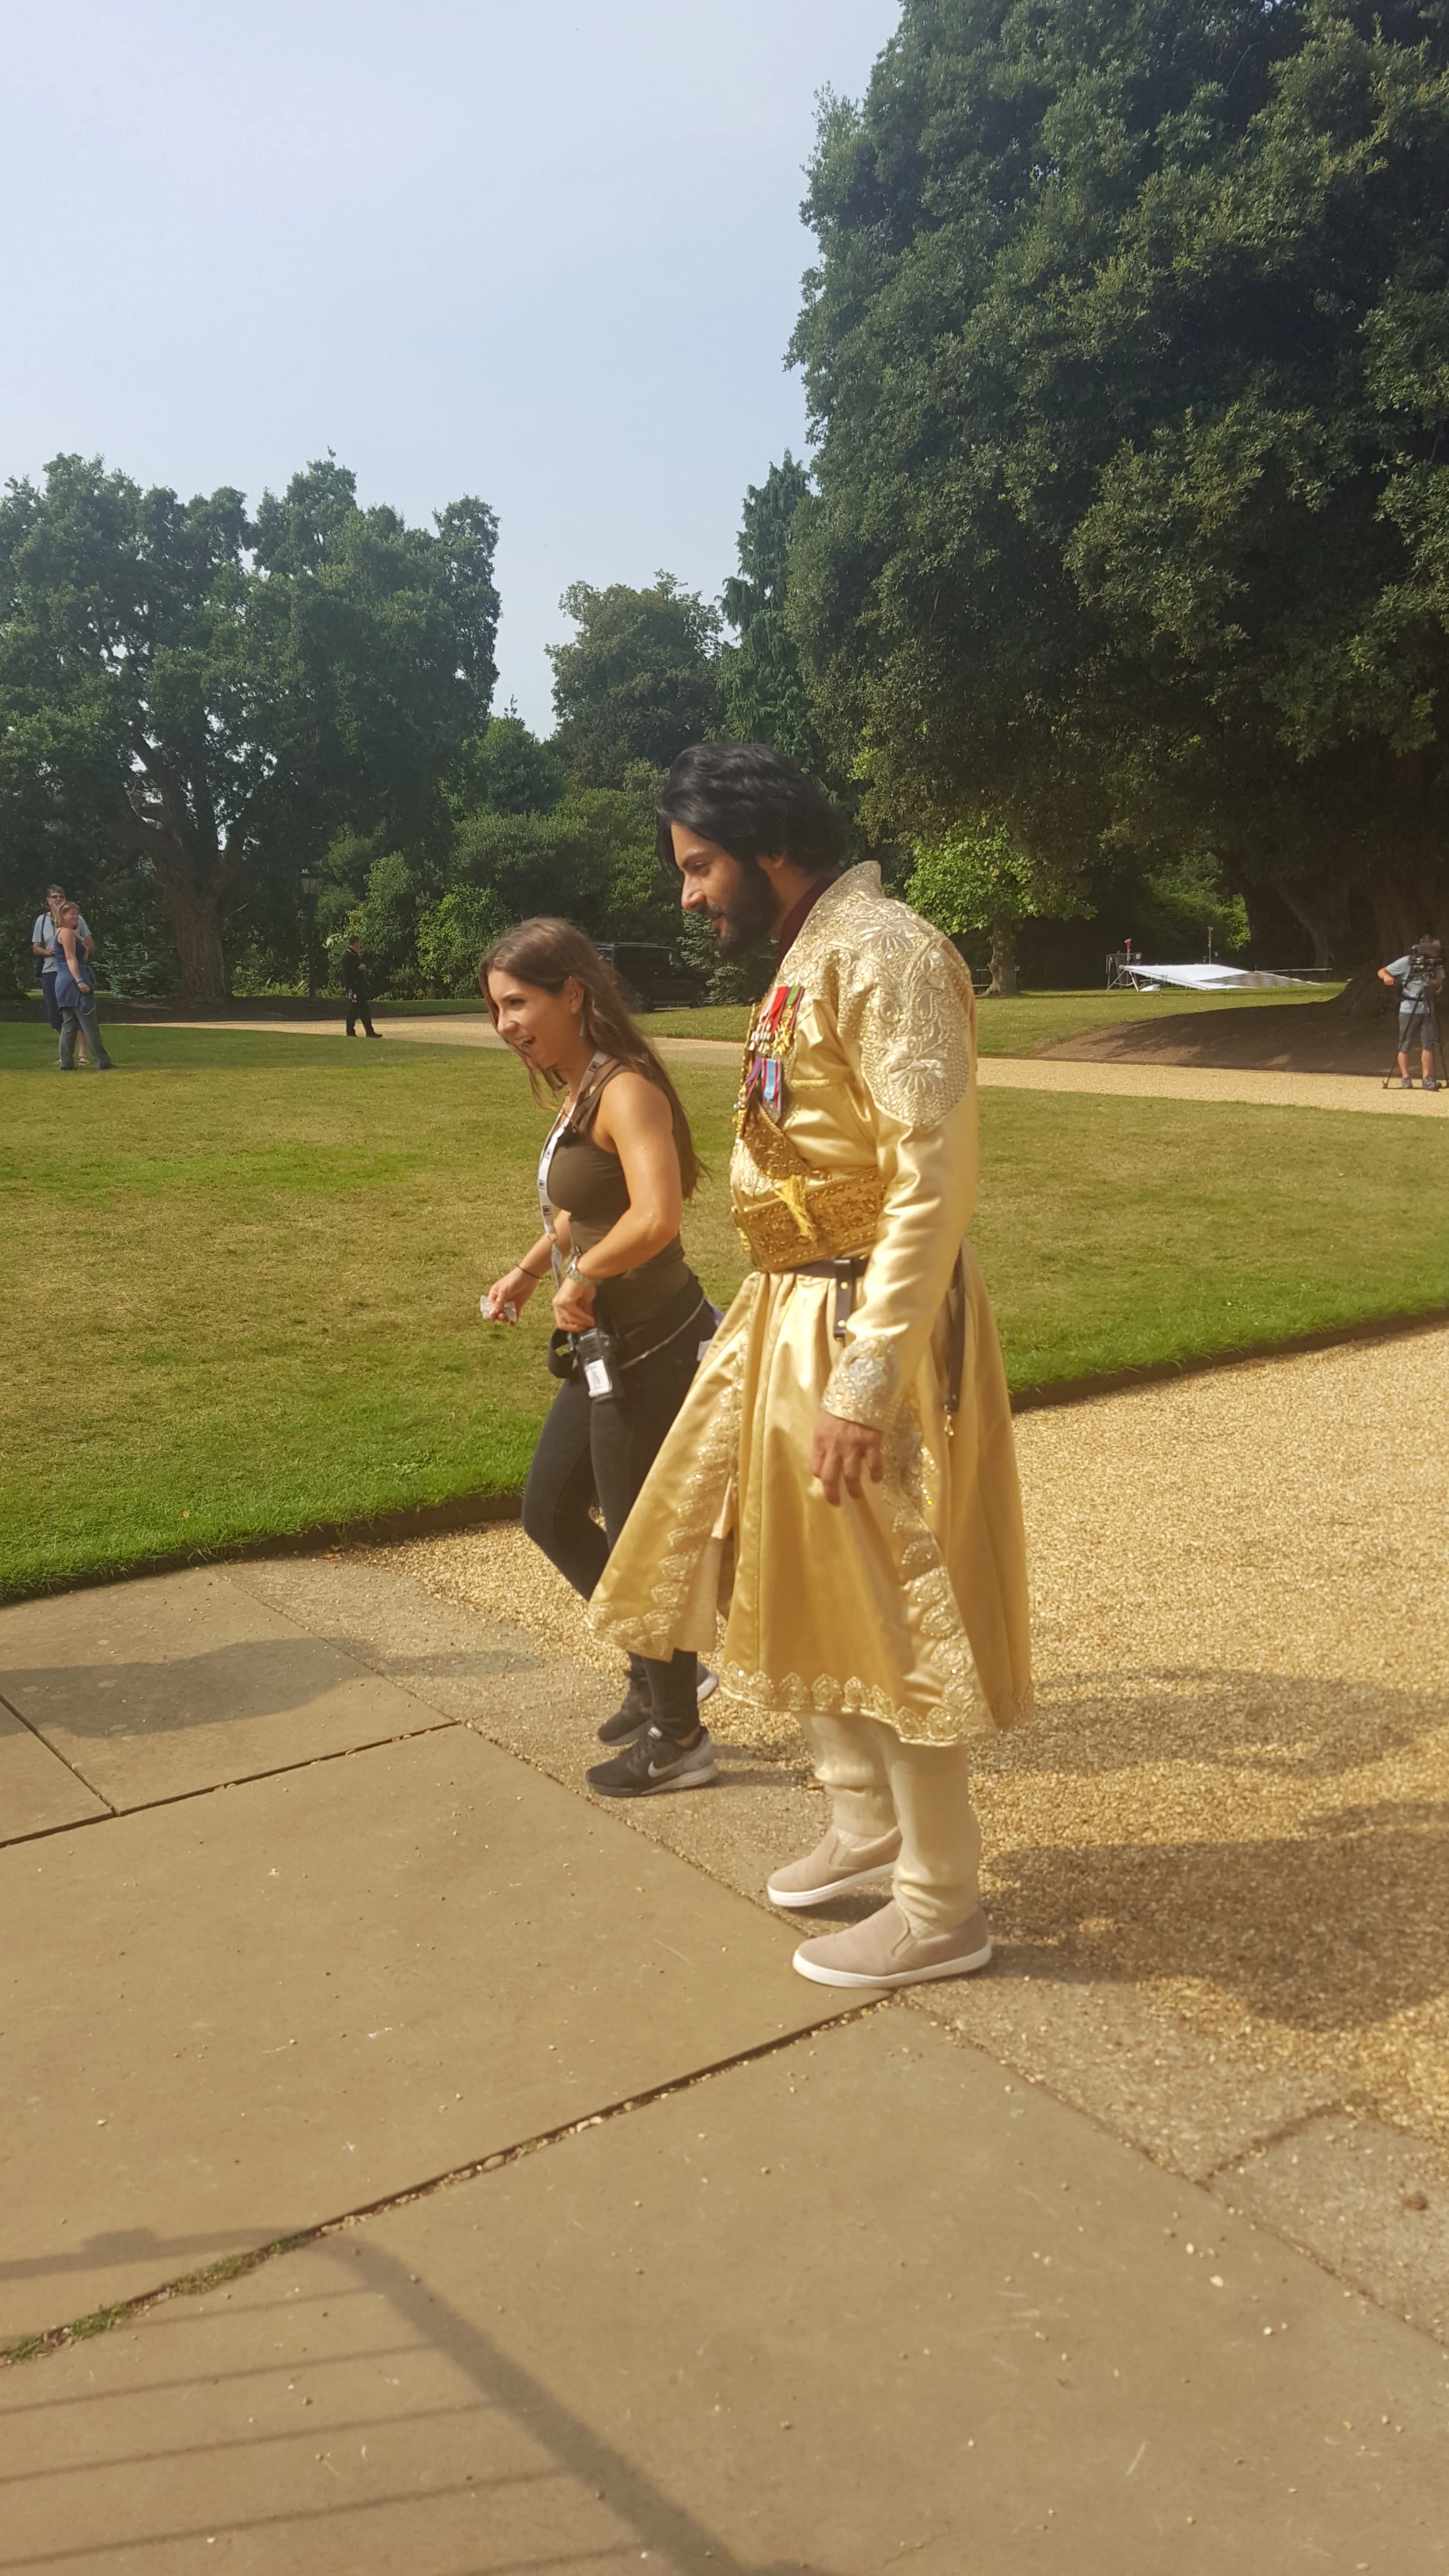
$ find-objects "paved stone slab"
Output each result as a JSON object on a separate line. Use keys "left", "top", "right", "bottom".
{"left": 0, "top": 1702, "right": 110, "bottom": 1842}
{"left": 232, "top": 1550, "right": 823, "bottom": 1907}
{"left": 4, "top": 2014, "right": 1444, "bottom": 2573}
{"left": 238, "top": 1547, "right": 1449, "bottom": 2347}
{"left": 908, "top": 1969, "right": 1336, "bottom": 2184}
{"left": 229, "top": 1553, "right": 605, "bottom": 1739}
{"left": 0, "top": 1568, "right": 450, "bottom": 1807}
{"left": 1, "top": 1725, "right": 844, "bottom": 2343}
{"left": 1211, "top": 2110, "right": 1449, "bottom": 2344}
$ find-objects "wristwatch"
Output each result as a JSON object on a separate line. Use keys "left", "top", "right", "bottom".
{"left": 561, "top": 1254, "right": 595, "bottom": 1289}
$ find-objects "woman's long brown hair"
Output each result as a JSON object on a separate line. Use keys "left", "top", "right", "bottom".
{"left": 480, "top": 917, "right": 703, "bottom": 1200}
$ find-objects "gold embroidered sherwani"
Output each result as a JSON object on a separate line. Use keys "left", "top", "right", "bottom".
{"left": 592, "top": 863, "right": 1032, "bottom": 1748}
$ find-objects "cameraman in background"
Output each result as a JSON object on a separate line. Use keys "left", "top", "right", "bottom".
{"left": 1379, "top": 936, "right": 1445, "bottom": 1091}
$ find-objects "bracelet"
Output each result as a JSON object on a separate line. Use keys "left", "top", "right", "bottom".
{"left": 518, "top": 1258, "right": 549, "bottom": 1282}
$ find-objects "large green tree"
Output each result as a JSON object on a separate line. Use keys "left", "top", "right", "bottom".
{"left": 549, "top": 574, "right": 722, "bottom": 786}
{"left": 788, "top": 0, "right": 1449, "bottom": 979}
{"left": 0, "top": 454, "right": 498, "bottom": 999}
{"left": 454, "top": 708, "right": 565, "bottom": 817}
{"left": 907, "top": 816, "right": 1089, "bottom": 995}
{"left": 448, "top": 771, "right": 668, "bottom": 946}
{"left": 721, "top": 455, "right": 822, "bottom": 765}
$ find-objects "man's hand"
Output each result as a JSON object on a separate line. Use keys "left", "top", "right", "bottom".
{"left": 811, "top": 1408, "right": 884, "bottom": 1507}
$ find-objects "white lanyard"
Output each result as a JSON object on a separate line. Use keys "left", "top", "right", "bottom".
{"left": 536, "top": 1052, "right": 608, "bottom": 1266}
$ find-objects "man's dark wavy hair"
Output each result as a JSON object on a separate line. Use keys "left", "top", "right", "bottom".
{"left": 655, "top": 742, "right": 848, "bottom": 876}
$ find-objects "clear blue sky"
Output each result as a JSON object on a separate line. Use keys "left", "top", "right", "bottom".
{"left": 2, "top": 0, "right": 900, "bottom": 731}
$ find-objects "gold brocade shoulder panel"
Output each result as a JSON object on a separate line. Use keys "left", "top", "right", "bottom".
{"left": 777, "top": 866, "right": 974, "bottom": 1130}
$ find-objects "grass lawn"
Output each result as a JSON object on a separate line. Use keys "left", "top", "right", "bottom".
{"left": 2, "top": 1017, "right": 1442, "bottom": 1597}
{"left": 645, "top": 983, "right": 1343, "bottom": 1051}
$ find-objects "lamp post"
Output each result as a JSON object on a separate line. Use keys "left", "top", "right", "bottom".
{"left": 299, "top": 871, "right": 318, "bottom": 1001}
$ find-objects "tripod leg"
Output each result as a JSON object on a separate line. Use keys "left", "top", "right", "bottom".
{"left": 1383, "top": 1028, "right": 1409, "bottom": 1088}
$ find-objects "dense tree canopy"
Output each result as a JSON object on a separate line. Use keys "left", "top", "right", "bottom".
{"left": 721, "top": 456, "right": 822, "bottom": 768}
{"left": 789, "top": 0, "right": 1449, "bottom": 971}
{"left": 549, "top": 574, "right": 722, "bottom": 786}
{"left": 0, "top": 454, "right": 499, "bottom": 998}
{"left": 454, "top": 708, "right": 566, "bottom": 817}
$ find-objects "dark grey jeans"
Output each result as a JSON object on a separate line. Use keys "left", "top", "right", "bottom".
{"left": 59, "top": 997, "right": 113, "bottom": 1069}
{"left": 522, "top": 1325, "right": 704, "bottom": 1740}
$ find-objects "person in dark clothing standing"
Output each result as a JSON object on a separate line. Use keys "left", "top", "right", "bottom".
{"left": 481, "top": 916, "right": 718, "bottom": 1799}
{"left": 340, "top": 937, "right": 379, "bottom": 1038}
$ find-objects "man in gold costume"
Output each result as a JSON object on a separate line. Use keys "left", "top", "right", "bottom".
{"left": 592, "top": 744, "right": 1032, "bottom": 1988}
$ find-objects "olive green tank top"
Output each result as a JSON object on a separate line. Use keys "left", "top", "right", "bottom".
{"left": 547, "top": 1061, "right": 692, "bottom": 1331}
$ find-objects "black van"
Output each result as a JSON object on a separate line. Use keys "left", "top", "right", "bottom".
{"left": 596, "top": 943, "right": 705, "bottom": 1011}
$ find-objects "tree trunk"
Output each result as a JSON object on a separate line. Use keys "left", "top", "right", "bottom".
{"left": 987, "top": 908, "right": 1020, "bottom": 998}
{"left": 1277, "top": 881, "right": 1346, "bottom": 974}
{"left": 1336, "top": 858, "right": 1449, "bottom": 1019}
{"left": 149, "top": 840, "right": 239, "bottom": 1002}
{"left": 1358, "top": 860, "right": 1447, "bottom": 965}
{"left": 1337, "top": 963, "right": 1393, "bottom": 1020}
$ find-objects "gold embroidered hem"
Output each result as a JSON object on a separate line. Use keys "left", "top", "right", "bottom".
{"left": 711, "top": 1666, "right": 1035, "bottom": 1752}
{"left": 590, "top": 1256, "right": 1032, "bottom": 1751}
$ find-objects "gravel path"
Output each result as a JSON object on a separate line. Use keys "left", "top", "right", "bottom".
{"left": 165, "top": 1014, "right": 1447, "bottom": 1110}
{"left": 391, "top": 1323, "right": 1449, "bottom": 2155}
{"left": 980, "top": 1054, "right": 1448, "bottom": 1116}
{"left": 166, "top": 1014, "right": 742, "bottom": 1066}
{"left": 1002, "top": 1325, "right": 1449, "bottom": 2150}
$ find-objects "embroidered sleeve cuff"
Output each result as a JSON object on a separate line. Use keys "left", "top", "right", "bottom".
{"left": 822, "top": 1336, "right": 897, "bottom": 1426}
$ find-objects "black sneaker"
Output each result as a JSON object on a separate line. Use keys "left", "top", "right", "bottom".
{"left": 597, "top": 1682, "right": 652, "bottom": 1747}
{"left": 586, "top": 1725, "right": 717, "bottom": 1798}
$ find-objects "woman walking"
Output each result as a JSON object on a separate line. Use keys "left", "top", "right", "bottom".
{"left": 53, "top": 903, "right": 112, "bottom": 1071}
{"left": 481, "top": 919, "right": 717, "bottom": 1797}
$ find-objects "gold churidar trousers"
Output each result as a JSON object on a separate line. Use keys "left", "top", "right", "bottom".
{"left": 802, "top": 1712, "right": 983, "bottom": 1933}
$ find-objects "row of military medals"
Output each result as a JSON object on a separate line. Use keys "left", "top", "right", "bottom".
{"left": 737, "top": 980, "right": 805, "bottom": 1131}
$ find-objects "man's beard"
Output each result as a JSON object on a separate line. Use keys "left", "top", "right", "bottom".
{"left": 709, "top": 862, "right": 777, "bottom": 956}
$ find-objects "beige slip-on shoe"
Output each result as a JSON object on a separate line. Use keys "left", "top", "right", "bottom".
{"left": 791, "top": 1897, "right": 992, "bottom": 1988}
{"left": 766, "top": 1825, "right": 903, "bottom": 1910}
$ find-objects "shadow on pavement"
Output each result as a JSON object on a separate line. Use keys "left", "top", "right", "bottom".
{"left": 0, "top": 2227, "right": 266, "bottom": 2293}
{"left": 2, "top": 2233, "right": 837, "bottom": 2574}
{"left": 0, "top": 1635, "right": 536, "bottom": 1742}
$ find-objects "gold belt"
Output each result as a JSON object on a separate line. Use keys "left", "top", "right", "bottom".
{"left": 731, "top": 1086, "right": 884, "bottom": 1269}
{"left": 734, "top": 1180, "right": 883, "bottom": 1271}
